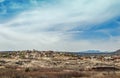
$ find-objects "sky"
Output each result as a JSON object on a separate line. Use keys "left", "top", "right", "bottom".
{"left": 0, "top": 0, "right": 120, "bottom": 52}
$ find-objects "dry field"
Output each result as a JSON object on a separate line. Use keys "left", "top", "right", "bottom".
{"left": 0, "top": 51, "right": 120, "bottom": 78}
{"left": 0, "top": 67, "right": 120, "bottom": 78}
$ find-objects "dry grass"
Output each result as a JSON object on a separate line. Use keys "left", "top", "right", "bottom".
{"left": 0, "top": 67, "right": 90, "bottom": 78}
{"left": 0, "top": 67, "right": 120, "bottom": 78}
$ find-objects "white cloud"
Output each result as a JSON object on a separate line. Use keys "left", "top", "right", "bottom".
{"left": 4, "top": 0, "right": 120, "bottom": 31}
{"left": 0, "top": 0, "right": 120, "bottom": 51}
{"left": 0, "top": 0, "right": 4, "bottom": 3}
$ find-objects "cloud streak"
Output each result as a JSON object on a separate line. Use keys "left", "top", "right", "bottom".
{"left": 0, "top": 0, "right": 120, "bottom": 51}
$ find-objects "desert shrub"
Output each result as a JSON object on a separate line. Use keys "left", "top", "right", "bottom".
{"left": 19, "top": 54, "right": 25, "bottom": 59}
{"left": 15, "top": 61, "right": 23, "bottom": 65}
{"left": 25, "top": 68, "right": 30, "bottom": 72}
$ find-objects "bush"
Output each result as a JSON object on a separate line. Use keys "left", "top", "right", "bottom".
{"left": 25, "top": 68, "right": 30, "bottom": 72}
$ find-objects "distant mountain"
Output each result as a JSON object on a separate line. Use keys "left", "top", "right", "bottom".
{"left": 72, "top": 50, "right": 112, "bottom": 56}
{"left": 77, "top": 49, "right": 120, "bottom": 56}
{"left": 80, "top": 50, "right": 102, "bottom": 53}
{"left": 114, "top": 49, "right": 120, "bottom": 54}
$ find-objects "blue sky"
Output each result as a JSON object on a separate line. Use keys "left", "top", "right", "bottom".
{"left": 0, "top": 0, "right": 120, "bottom": 51}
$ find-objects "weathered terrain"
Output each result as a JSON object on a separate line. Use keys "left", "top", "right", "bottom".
{"left": 0, "top": 50, "right": 120, "bottom": 78}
